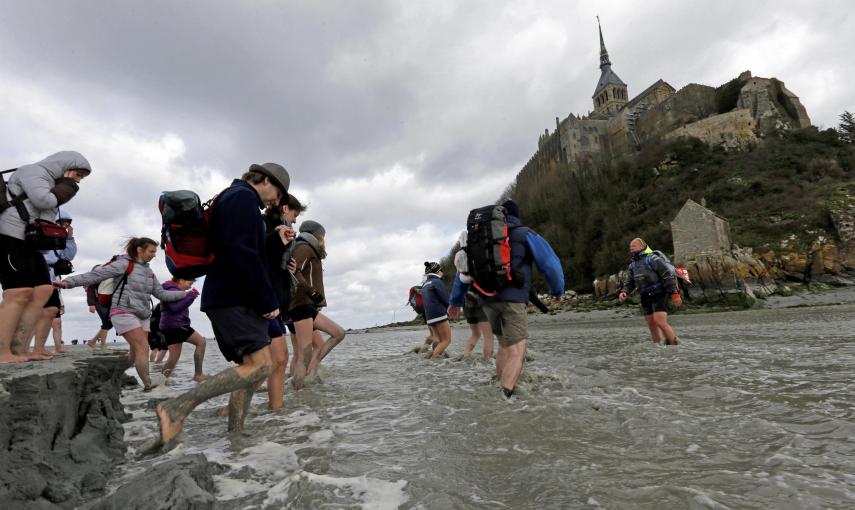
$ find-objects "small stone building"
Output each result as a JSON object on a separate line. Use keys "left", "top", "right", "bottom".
{"left": 671, "top": 199, "right": 731, "bottom": 264}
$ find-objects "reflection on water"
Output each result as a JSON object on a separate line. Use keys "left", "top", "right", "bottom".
{"left": 116, "top": 304, "right": 855, "bottom": 509}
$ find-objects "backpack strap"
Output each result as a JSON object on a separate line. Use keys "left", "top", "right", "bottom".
{"left": 1, "top": 168, "right": 17, "bottom": 175}
{"left": 114, "top": 260, "right": 135, "bottom": 305}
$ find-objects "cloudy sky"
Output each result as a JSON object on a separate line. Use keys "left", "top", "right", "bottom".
{"left": 1, "top": 0, "right": 852, "bottom": 341}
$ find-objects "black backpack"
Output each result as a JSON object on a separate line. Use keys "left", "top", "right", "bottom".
{"left": 149, "top": 303, "right": 163, "bottom": 337}
{"left": 466, "top": 205, "right": 515, "bottom": 297}
{"left": 0, "top": 168, "right": 24, "bottom": 214}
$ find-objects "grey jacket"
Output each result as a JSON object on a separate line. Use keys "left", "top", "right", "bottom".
{"left": 622, "top": 250, "right": 677, "bottom": 296}
{"left": 63, "top": 255, "right": 185, "bottom": 320}
{"left": 0, "top": 151, "right": 91, "bottom": 240}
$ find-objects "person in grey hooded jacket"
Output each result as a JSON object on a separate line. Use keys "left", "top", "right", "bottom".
{"left": 58, "top": 237, "right": 186, "bottom": 389}
{"left": 0, "top": 151, "right": 90, "bottom": 363}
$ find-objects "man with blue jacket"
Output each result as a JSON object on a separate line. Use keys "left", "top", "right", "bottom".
{"left": 157, "top": 162, "right": 290, "bottom": 447}
{"left": 449, "top": 199, "right": 564, "bottom": 399}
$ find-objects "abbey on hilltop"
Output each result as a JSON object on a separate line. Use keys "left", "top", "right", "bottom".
{"left": 519, "top": 18, "right": 812, "bottom": 178}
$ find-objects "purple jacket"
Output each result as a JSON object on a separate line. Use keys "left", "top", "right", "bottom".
{"left": 159, "top": 281, "right": 198, "bottom": 330}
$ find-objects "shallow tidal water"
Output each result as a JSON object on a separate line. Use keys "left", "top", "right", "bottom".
{"left": 116, "top": 304, "right": 855, "bottom": 509}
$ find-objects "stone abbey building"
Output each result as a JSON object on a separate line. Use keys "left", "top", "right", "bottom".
{"left": 519, "top": 20, "right": 812, "bottom": 179}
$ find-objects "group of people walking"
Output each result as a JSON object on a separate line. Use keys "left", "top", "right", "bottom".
{"left": 0, "top": 152, "right": 346, "bottom": 446}
{"left": 415, "top": 200, "right": 682, "bottom": 399}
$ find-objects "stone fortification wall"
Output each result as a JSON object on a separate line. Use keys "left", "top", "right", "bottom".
{"left": 737, "top": 77, "right": 811, "bottom": 134}
{"left": 633, "top": 83, "right": 717, "bottom": 146}
{"left": 664, "top": 109, "right": 758, "bottom": 151}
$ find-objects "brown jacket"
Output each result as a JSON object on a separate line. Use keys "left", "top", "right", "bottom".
{"left": 289, "top": 240, "right": 325, "bottom": 309}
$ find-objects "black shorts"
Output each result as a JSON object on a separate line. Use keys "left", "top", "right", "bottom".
{"left": 464, "top": 301, "right": 488, "bottom": 325}
{"left": 163, "top": 326, "right": 196, "bottom": 346}
{"left": 290, "top": 304, "right": 318, "bottom": 323}
{"left": 95, "top": 302, "right": 113, "bottom": 330}
{"left": 640, "top": 292, "right": 669, "bottom": 316}
{"left": 148, "top": 331, "right": 168, "bottom": 351}
{"left": 45, "top": 288, "right": 62, "bottom": 309}
{"left": 0, "top": 234, "right": 51, "bottom": 290}
{"left": 268, "top": 317, "right": 285, "bottom": 339}
{"left": 205, "top": 306, "right": 271, "bottom": 364}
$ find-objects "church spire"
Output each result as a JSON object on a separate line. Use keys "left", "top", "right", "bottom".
{"left": 597, "top": 16, "right": 611, "bottom": 69}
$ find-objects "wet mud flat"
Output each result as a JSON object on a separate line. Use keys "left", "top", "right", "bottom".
{"left": 101, "top": 300, "right": 855, "bottom": 509}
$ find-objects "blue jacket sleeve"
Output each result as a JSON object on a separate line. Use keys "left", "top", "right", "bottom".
{"left": 526, "top": 231, "right": 564, "bottom": 297}
{"left": 449, "top": 272, "right": 468, "bottom": 307}
{"left": 42, "top": 237, "right": 77, "bottom": 266}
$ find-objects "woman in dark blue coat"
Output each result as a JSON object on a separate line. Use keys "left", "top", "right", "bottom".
{"left": 422, "top": 261, "right": 452, "bottom": 358}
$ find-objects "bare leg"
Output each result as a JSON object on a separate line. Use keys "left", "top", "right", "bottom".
{"left": 157, "top": 347, "right": 272, "bottom": 444}
{"left": 478, "top": 322, "right": 494, "bottom": 360}
{"left": 288, "top": 330, "right": 298, "bottom": 377}
{"left": 11, "top": 284, "right": 53, "bottom": 356}
{"left": 149, "top": 349, "right": 157, "bottom": 362}
{"left": 0, "top": 288, "right": 34, "bottom": 363}
{"left": 185, "top": 332, "right": 207, "bottom": 381}
{"left": 652, "top": 312, "right": 677, "bottom": 344}
{"left": 98, "top": 329, "right": 108, "bottom": 350}
{"left": 51, "top": 316, "right": 64, "bottom": 353}
{"left": 32, "top": 308, "right": 57, "bottom": 356}
{"left": 155, "top": 349, "right": 168, "bottom": 363}
{"left": 307, "top": 313, "right": 346, "bottom": 374}
{"left": 122, "top": 328, "right": 153, "bottom": 389}
{"left": 162, "top": 343, "right": 183, "bottom": 377}
{"left": 267, "top": 335, "right": 287, "bottom": 410}
{"left": 463, "top": 323, "right": 479, "bottom": 357}
{"left": 495, "top": 336, "right": 506, "bottom": 380}
{"left": 291, "top": 319, "right": 313, "bottom": 390}
{"left": 430, "top": 321, "right": 452, "bottom": 358}
{"left": 644, "top": 315, "right": 662, "bottom": 343}
{"left": 500, "top": 339, "right": 527, "bottom": 392}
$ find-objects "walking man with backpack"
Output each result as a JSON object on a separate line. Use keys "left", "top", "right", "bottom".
{"left": 156, "top": 162, "right": 290, "bottom": 446}
{"left": 618, "top": 238, "right": 682, "bottom": 345}
{"left": 448, "top": 199, "right": 564, "bottom": 399}
{"left": 0, "top": 151, "right": 90, "bottom": 363}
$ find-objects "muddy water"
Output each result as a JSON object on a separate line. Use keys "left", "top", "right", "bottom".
{"left": 116, "top": 304, "right": 855, "bottom": 509}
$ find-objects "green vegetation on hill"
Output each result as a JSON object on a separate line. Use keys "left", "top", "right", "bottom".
{"left": 505, "top": 127, "right": 855, "bottom": 292}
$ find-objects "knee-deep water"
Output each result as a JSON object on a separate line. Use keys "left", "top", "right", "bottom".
{"left": 115, "top": 304, "right": 855, "bottom": 509}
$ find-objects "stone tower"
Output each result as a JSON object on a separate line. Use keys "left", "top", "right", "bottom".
{"left": 592, "top": 18, "right": 627, "bottom": 117}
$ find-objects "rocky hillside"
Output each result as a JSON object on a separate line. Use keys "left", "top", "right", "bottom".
{"left": 507, "top": 126, "right": 855, "bottom": 295}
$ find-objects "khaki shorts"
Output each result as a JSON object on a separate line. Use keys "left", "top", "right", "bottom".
{"left": 482, "top": 301, "right": 528, "bottom": 347}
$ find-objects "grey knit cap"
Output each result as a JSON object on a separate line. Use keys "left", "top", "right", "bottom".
{"left": 299, "top": 220, "right": 325, "bottom": 238}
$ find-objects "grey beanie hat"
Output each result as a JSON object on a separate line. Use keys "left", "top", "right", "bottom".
{"left": 249, "top": 162, "right": 290, "bottom": 199}
{"left": 299, "top": 220, "right": 326, "bottom": 238}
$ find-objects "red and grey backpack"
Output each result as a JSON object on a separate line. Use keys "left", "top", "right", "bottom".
{"left": 408, "top": 286, "right": 425, "bottom": 315}
{"left": 158, "top": 186, "right": 233, "bottom": 279}
{"left": 465, "top": 204, "right": 514, "bottom": 297}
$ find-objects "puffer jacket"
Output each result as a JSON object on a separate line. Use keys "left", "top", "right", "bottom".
{"left": 159, "top": 280, "right": 198, "bottom": 330}
{"left": 63, "top": 255, "right": 185, "bottom": 320}
{"left": 421, "top": 273, "right": 449, "bottom": 324}
{"left": 0, "top": 152, "right": 91, "bottom": 240}
{"left": 289, "top": 233, "right": 325, "bottom": 309}
{"left": 621, "top": 248, "right": 677, "bottom": 296}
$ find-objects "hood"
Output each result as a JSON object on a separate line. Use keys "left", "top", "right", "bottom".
{"left": 163, "top": 280, "right": 181, "bottom": 291}
{"left": 632, "top": 246, "right": 653, "bottom": 261}
{"left": 37, "top": 151, "right": 91, "bottom": 180}
{"left": 297, "top": 232, "right": 322, "bottom": 258}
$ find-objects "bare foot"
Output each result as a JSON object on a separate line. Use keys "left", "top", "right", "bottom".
{"left": 87, "top": 340, "right": 96, "bottom": 349}
{"left": 192, "top": 374, "right": 208, "bottom": 382}
{"left": 219, "top": 405, "right": 229, "bottom": 417}
{"left": 31, "top": 349, "right": 55, "bottom": 358}
{"left": 26, "top": 351, "right": 53, "bottom": 361}
{"left": 155, "top": 402, "right": 184, "bottom": 445}
{"left": 54, "top": 348, "right": 66, "bottom": 354}
{"left": 0, "top": 353, "right": 30, "bottom": 363}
